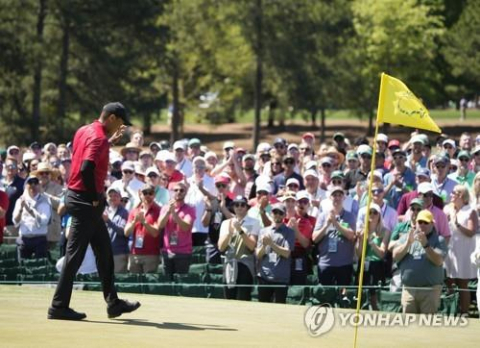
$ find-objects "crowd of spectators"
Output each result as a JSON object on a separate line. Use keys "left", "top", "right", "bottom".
{"left": 1, "top": 129, "right": 480, "bottom": 314}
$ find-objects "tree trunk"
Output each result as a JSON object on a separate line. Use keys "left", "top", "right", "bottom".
{"left": 143, "top": 113, "right": 151, "bottom": 136}
{"left": 253, "top": 0, "right": 263, "bottom": 151}
{"left": 311, "top": 108, "right": 317, "bottom": 127}
{"left": 267, "top": 106, "right": 274, "bottom": 128}
{"left": 171, "top": 61, "right": 180, "bottom": 144}
{"left": 32, "top": 0, "right": 47, "bottom": 142}
{"left": 368, "top": 109, "right": 374, "bottom": 136}
{"left": 320, "top": 108, "right": 326, "bottom": 143}
{"left": 57, "top": 15, "right": 69, "bottom": 136}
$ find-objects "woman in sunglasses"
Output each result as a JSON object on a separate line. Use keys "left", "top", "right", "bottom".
{"left": 355, "top": 203, "right": 390, "bottom": 310}
{"left": 218, "top": 196, "right": 259, "bottom": 301}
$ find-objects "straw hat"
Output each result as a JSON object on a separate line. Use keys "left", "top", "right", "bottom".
{"left": 120, "top": 142, "right": 142, "bottom": 157}
{"left": 319, "top": 146, "right": 345, "bottom": 165}
{"left": 30, "top": 162, "right": 53, "bottom": 177}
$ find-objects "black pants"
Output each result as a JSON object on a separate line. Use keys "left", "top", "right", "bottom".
{"left": 318, "top": 264, "right": 353, "bottom": 286}
{"left": 192, "top": 232, "right": 208, "bottom": 246}
{"left": 17, "top": 235, "right": 47, "bottom": 260}
{"left": 290, "top": 255, "right": 309, "bottom": 285}
{"left": 224, "top": 262, "right": 254, "bottom": 301}
{"left": 257, "top": 277, "right": 288, "bottom": 304}
{"left": 51, "top": 190, "right": 118, "bottom": 309}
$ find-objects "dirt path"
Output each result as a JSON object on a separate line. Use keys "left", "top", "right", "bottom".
{"left": 145, "top": 119, "right": 480, "bottom": 153}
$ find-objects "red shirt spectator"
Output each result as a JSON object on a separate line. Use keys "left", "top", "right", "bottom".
{"left": 127, "top": 202, "right": 161, "bottom": 255}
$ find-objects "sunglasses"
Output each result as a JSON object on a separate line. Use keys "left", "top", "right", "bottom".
{"left": 361, "top": 155, "right": 372, "bottom": 160}
{"left": 28, "top": 179, "right": 40, "bottom": 185}
{"left": 234, "top": 203, "right": 247, "bottom": 208}
{"left": 287, "top": 184, "right": 299, "bottom": 188}
{"left": 332, "top": 179, "right": 343, "bottom": 185}
{"left": 443, "top": 145, "right": 454, "bottom": 149}
{"left": 435, "top": 164, "right": 446, "bottom": 169}
{"left": 6, "top": 164, "right": 17, "bottom": 170}
{"left": 284, "top": 160, "right": 295, "bottom": 165}
{"left": 419, "top": 192, "right": 433, "bottom": 198}
{"left": 257, "top": 191, "right": 268, "bottom": 195}
{"left": 372, "top": 189, "right": 384, "bottom": 195}
{"left": 322, "top": 163, "right": 332, "bottom": 167}
{"left": 272, "top": 210, "right": 285, "bottom": 216}
{"left": 274, "top": 144, "right": 285, "bottom": 149}
{"left": 216, "top": 183, "right": 227, "bottom": 188}
{"left": 174, "top": 188, "right": 185, "bottom": 193}
{"left": 417, "top": 220, "right": 430, "bottom": 225}
{"left": 147, "top": 173, "right": 159, "bottom": 178}
{"left": 142, "top": 191, "right": 154, "bottom": 196}
{"left": 369, "top": 210, "right": 379, "bottom": 215}
{"left": 410, "top": 207, "right": 422, "bottom": 213}
{"left": 297, "top": 199, "right": 309, "bottom": 205}
{"left": 459, "top": 157, "right": 470, "bottom": 162}
{"left": 123, "top": 170, "right": 134, "bottom": 175}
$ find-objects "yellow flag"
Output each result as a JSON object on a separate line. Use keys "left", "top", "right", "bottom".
{"left": 377, "top": 73, "right": 441, "bottom": 133}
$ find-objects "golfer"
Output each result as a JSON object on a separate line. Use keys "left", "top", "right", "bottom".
{"left": 48, "top": 102, "right": 140, "bottom": 320}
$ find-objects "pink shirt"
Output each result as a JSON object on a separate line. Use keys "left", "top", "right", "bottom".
{"left": 161, "top": 203, "right": 196, "bottom": 255}
{"left": 428, "top": 204, "right": 451, "bottom": 238}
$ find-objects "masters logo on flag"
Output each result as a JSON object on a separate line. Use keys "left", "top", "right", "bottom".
{"left": 377, "top": 73, "right": 441, "bottom": 133}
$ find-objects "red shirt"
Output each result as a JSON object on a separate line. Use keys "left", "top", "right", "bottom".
{"left": 128, "top": 203, "right": 161, "bottom": 255}
{"left": 167, "top": 170, "right": 185, "bottom": 190}
{"left": 68, "top": 120, "right": 109, "bottom": 193}
{"left": 0, "top": 191, "right": 9, "bottom": 244}
{"left": 284, "top": 213, "right": 315, "bottom": 257}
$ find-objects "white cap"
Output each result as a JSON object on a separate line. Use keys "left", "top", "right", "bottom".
{"left": 305, "top": 160, "right": 317, "bottom": 170}
{"left": 417, "top": 182, "right": 434, "bottom": 194}
{"left": 367, "top": 170, "right": 383, "bottom": 180}
{"left": 369, "top": 203, "right": 382, "bottom": 213}
{"left": 204, "top": 151, "right": 217, "bottom": 160}
{"left": 295, "top": 191, "right": 310, "bottom": 201}
{"left": 377, "top": 133, "right": 388, "bottom": 143}
{"left": 146, "top": 166, "right": 160, "bottom": 176}
{"left": 256, "top": 183, "right": 272, "bottom": 194}
{"left": 287, "top": 143, "right": 299, "bottom": 151}
{"left": 256, "top": 142, "right": 271, "bottom": 153}
{"left": 22, "top": 152, "right": 36, "bottom": 163}
{"left": 223, "top": 141, "right": 235, "bottom": 150}
{"left": 134, "top": 163, "right": 145, "bottom": 176}
{"left": 303, "top": 169, "right": 319, "bottom": 179}
{"left": 442, "top": 139, "right": 456, "bottom": 148}
{"left": 121, "top": 161, "right": 135, "bottom": 171}
{"left": 173, "top": 140, "right": 187, "bottom": 151}
{"left": 7, "top": 145, "right": 20, "bottom": 154}
{"left": 155, "top": 150, "right": 176, "bottom": 163}
{"left": 107, "top": 186, "right": 121, "bottom": 195}
{"left": 286, "top": 178, "right": 300, "bottom": 187}
{"left": 193, "top": 156, "right": 206, "bottom": 167}
{"left": 320, "top": 157, "right": 333, "bottom": 165}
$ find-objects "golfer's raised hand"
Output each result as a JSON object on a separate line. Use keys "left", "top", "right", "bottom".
{"left": 109, "top": 125, "right": 127, "bottom": 145}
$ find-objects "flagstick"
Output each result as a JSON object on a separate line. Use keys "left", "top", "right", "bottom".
{"left": 353, "top": 73, "right": 385, "bottom": 348}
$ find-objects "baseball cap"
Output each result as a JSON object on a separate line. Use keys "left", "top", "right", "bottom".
{"left": 287, "top": 143, "right": 299, "bottom": 151}
{"left": 149, "top": 142, "right": 160, "bottom": 151}
{"left": 141, "top": 183, "right": 156, "bottom": 193}
{"left": 417, "top": 182, "right": 434, "bottom": 194}
{"left": 392, "top": 148, "right": 406, "bottom": 157}
{"left": 280, "top": 191, "right": 296, "bottom": 202}
{"left": 139, "top": 150, "right": 153, "bottom": 159}
{"left": 214, "top": 174, "right": 231, "bottom": 185}
{"left": 107, "top": 186, "right": 121, "bottom": 195}
{"left": 188, "top": 138, "right": 201, "bottom": 147}
{"left": 411, "top": 135, "right": 425, "bottom": 145}
{"left": 457, "top": 150, "right": 471, "bottom": 160}
{"left": 29, "top": 141, "right": 41, "bottom": 150}
{"left": 102, "top": 102, "right": 131, "bottom": 126}
{"left": 305, "top": 160, "right": 317, "bottom": 170}
{"left": 286, "top": 178, "right": 300, "bottom": 187}
{"left": 223, "top": 141, "right": 235, "bottom": 150}
{"left": 331, "top": 170, "right": 345, "bottom": 180}
{"left": 121, "top": 161, "right": 135, "bottom": 172}
{"left": 333, "top": 132, "right": 345, "bottom": 141}
{"left": 243, "top": 154, "right": 255, "bottom": 162}
{"left": 417, "top": 210, "right": 434, "bottom": 224}
{"left": 303, "top": 169, "right": 319, "bottom": 179}
{"left": 273, "top": 137, "right": 286, "bottom": 145}
{"left": 320, "top": 157, "right": 333, "bottom": 165}
{"left": 369, "top": 203, "right": 381, "bottom": 213}
{"left": 357, "top": 145, "right": 373, "bottom": 156}
{"left": 146, "top": 166, "right": 160, "bottom": 176}
{"left": 204, "top": 151, "right": 218, "bottom": 160}
{"left": 295, "top": 191, "right": 310, "bottom": 201}
{"left": 256, "top": 183, "right": 272, "bottom": 194}
{"left": 433, "top": 154, "right": 449, "bottom": 165}
{"left": 377, "top": 134, "right": 388, "bottom": 143}
{"left": 367, "top": 170, "right": 383, "bottom": 180}
{"left": 256, "top": 142, "right": 271, "bottom": 153}
{"left": 173, "top": 140, "right": 187, "bottom": 151}
{"left": 410, "top": 198, "right": 424, "bottom": 207}
{"left": 232, "top": 195, "right": 248, "bottom": 205}
{"left": 271, "top": 203, "right": 286, "bottom": 214}
{"left": 302, "top": 132, "right": 315, "bottom": 140}
{"left": 346, "top": 151, "right": 358, "bottom": 162}
{"left": 442, "top": 139, "right": 456, "bottom": 148}
{"left": 24, "top": 176, "right": 40, "bottom": 186}
{"left": 159, "top": 140, "right": 170, "bottom": 150}
{"left": 472, "top": 145, "right": 480, "bottom": 155}
{"left": 415, "top": 168, "right": 431, "bottom": 178}
{"left": 329, "top": 186, "right": 344, "bottom": 194}
{"left": 388, "top": 140, "right": 400, "bottom": 149}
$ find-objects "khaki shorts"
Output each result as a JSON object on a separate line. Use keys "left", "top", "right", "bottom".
{"left": 401, "top": 285, "right": 442, "bottom": 314}
{"left": 128, "top": 254, "right": 160, "bottom": 274}
{"left": 114, "top": 254, "right": 129, "bottom": 273}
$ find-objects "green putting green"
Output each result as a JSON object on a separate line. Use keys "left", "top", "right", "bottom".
{"left": 0, "top": 285, "right": 478, "bottom": 347}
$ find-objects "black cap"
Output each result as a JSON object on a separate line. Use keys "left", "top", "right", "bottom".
{"left": 102, "top": 102, "right": 132, "bottom": 126}
{"left": 274, "top": 137, "right": 286, "bottom": 145}
{"left": 29, "top": 141, "right": 41, "bottom": 150}
{"left": 159, "top": 140, "right": 170, "bottom": 150}
{"left": 232, "top": 195, "right": 248, "bottom": 204}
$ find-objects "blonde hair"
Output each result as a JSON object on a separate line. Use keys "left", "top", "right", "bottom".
{"left": 453, "top": 184, "right": 470, "bottom": 205}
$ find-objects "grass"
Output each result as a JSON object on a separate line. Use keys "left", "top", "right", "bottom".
{"left": 1, "top": 285, "right": 479, "bottom": 348}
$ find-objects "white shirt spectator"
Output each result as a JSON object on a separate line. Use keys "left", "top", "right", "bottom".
{"left": 185, "top": 174, "right": 216, "bottom": 234}
{"left": 13, "top": 193, "right": 51, "bottom": 237}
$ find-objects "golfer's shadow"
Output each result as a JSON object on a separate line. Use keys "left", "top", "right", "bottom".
{"left": 85, "top": 318, "right": 237, "bottom": 331}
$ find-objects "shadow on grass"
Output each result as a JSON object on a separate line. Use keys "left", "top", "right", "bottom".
{"left": 83, "top": 318, "right": 238, "bottom": 331}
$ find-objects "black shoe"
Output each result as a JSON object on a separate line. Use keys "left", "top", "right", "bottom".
{"left": 107, "top": 299, "right": 141, "bottom": 319}
{"left": 48, "top": 307, "right": 86, "bottom": 321}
